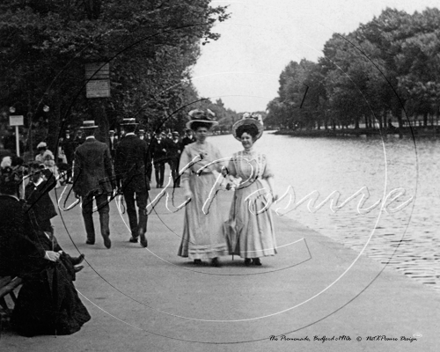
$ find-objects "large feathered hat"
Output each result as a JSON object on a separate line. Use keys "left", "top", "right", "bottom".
{"left": 0, "top": 156, "right": 25, "bottom": 193}
{"left": 186, "top": 109, "right": 218, "bottom": 130}
{"left": 232, "top": 112, "right": 264, "bottom": 141}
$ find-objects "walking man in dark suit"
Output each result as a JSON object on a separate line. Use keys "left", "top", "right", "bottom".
{"left": 73, "top": 120, "right": 115, "bottom": 249}
{"left": 115, "top": 119, "right": 149, "bottom": 247}
{"left": 151, "top": 131, "right": 168, "bottom": 188}
{"left": 167, "top": 131, "right": 182, "bottom": 187}
{"left": 108, "top": 129, "right": 118, "bottom": 160}
{"left": 138, "top": 129, "right": 153, "bottom": 182}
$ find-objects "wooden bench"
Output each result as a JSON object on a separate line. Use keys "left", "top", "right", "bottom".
{"left": 0, "top": 276, "right": 22, "bottom": 331}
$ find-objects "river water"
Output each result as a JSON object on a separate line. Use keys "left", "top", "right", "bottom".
{"left": 212, "top": 132, "right": 439, "bottom": 293}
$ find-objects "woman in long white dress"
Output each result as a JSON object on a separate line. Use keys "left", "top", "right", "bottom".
{"left": 177, "top": 109, "right": 227, "bottom": 266}
{"left": 224, "top": 113, "right": 278, "bottom": 266}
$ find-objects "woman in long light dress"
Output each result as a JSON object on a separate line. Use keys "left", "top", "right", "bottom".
{"left": 177, "top": 109, "right": 227, "bottom": 266}
{"left": 224, "top": 113, "right": 278, "bottom": 266}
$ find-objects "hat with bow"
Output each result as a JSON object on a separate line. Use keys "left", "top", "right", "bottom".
{"left": 232, "top": 112, "right": 264, "bottom": 141}
{"left": 186, "top": 109, "right": 218, "bottom": 130}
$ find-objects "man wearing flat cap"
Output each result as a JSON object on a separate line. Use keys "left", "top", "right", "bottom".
{"left": 115, "top": 118, "right": 149, "bottom": 247}
{"left": 73, "top": 120, "right": 115, "bottom": 249}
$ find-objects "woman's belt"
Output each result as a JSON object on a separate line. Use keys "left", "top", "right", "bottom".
{"left": 192, "top": 170, "right": 213, "bottom": 176}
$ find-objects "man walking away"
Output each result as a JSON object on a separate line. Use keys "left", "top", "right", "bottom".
{"left": 73, "top": 120, "right": 115, "bottom": 249}
{"left": 115, "top": 118, "right": 149, "bottom": 247}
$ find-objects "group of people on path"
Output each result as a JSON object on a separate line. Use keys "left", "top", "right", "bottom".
{"left": 0, "top": 109, "right": 278, "bottom": 337}
{"left": 108, "top": 127, "right": 194, "bottom": 189}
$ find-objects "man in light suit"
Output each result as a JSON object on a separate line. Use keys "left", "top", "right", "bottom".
{"left": 115, "top": 118, "right": 149, "bottom": 247}
{"left": 73, "top": 120, "right": 115, "bottom": 249}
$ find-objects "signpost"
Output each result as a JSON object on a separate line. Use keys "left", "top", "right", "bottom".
{"left": 9, "top": 115, "right": 24, "bottom": 156}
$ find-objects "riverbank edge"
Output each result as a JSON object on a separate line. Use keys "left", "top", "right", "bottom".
{"left": 272, "top": 126, "right": 440, "bottom": 138}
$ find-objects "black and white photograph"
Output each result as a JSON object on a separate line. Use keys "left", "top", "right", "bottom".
{"left": 0, "top": 1, "right": 439, "bottom": 351}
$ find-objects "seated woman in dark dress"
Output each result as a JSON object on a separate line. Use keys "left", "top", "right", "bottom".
{"left": 0, "top": 159, "right": 91, "bottom": 337}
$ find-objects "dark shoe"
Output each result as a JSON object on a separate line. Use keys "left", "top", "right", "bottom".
{"left": 129, "top": 237, "right": 138, "bottom": 243}
{"left": 140, "top": 233, "right": 148, "bottom": 248}
{"left": 86, "top": 240, "right": 95, "bottom": 245}
{"left": 194, "top": 259, "right": 202, "bottom": 265}
{"left": 211, "top": 257, "right": 221, "bottom": 267}
{"left": 71, "top": 254, "right": 85, "bottom": 265}
{"left": 74, "top": 264, "right": 84, "bottom": 273}
{"left": 103, "top": 236, "right": 111, "bottom": 249}
{"left": 252, "top": 258, "right": 262, "bottom": 266}
{"left": 244, "top": 258, "right": 251, "bottom": 266}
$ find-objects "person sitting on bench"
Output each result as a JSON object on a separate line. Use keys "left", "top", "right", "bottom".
{"left": 0, "top": 157, "right": 91, "bottom": 337}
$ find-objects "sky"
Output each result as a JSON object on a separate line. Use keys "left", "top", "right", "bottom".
{"left": 191, "top": 0, "right": 439, "bottom": 113}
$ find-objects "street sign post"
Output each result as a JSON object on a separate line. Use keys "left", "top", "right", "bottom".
{"left": 9, "top": 115, "right": 24, "bottom": 156}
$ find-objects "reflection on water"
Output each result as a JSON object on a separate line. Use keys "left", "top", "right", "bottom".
{"left": 213, "top": 133, "right": 439, "bottom": 293}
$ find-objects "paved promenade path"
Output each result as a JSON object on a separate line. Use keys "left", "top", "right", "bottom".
{"left": 1, "top": 180, "right": 439, "bottom": 352}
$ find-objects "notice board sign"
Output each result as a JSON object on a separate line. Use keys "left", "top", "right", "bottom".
{"left": 85, "top": 63, "right": 110, "bottom": 80}
{"left": 9, "top": 115, "right": 24, "bottom": 126}
{"left": 86, "top": 80, "right": 111, "bottom": 98}
{"left": 85, "top": 62, "right": 111, "bottom": 98}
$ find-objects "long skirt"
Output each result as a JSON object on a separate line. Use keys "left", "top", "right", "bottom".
{"left": 178, "top": 173, "right": 227, "bottom": 260}
{"left": 11, "top": 259, "right": 91, "bottom": 337}
{"left": 224, "top": 180, "right": 277, "bottom": 258}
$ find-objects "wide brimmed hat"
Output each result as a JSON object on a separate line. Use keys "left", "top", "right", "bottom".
{"left": 80, "top": 120, "right": 98, "bottom": 129}
{"left": 186, "top": 109, "right": 219, "bottom": 130}
{"left": 121, "top": 118, "right": 138, "bottom": 126}
{"left": 36, "top": 141, "right": 47, "bottom": 149}
{"left": 0, "top": 156, "right": 25, "bottom": 189}
{"left": 232, "top": 112, "right": 264, "bottom": 141}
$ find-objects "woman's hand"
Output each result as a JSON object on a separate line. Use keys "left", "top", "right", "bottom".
{"left": 184, "top": 190, "right": 192, "bottom": 201}
{"left": 44, "top": 251, "right": 61, "bottom": 262}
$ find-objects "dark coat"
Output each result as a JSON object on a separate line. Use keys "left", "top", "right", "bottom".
{"left": 24, "top": 169, "right": 58, "bottom": 231}
{"left": 108, "top": 135, "right": 118, "bottom": 158}
{"left": 62, "top": 137, "right": 76, "bottom": 164}
{"left": 167, "top": 138, "right": 183, "bottom": 160}
{"left": 151, "top": 138, "right": 168, "bottom": 163}
{"left": 73, "top": 137, "right": 115, "bottom": 197}
{"left": 182, "top": 136, "right": 194, "bottom": 147}
{"left": 0, "top": 195, "right": 45, "bottom": 277}
{"left": 115, "top": 134, "right": 150, "bottom": 192}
